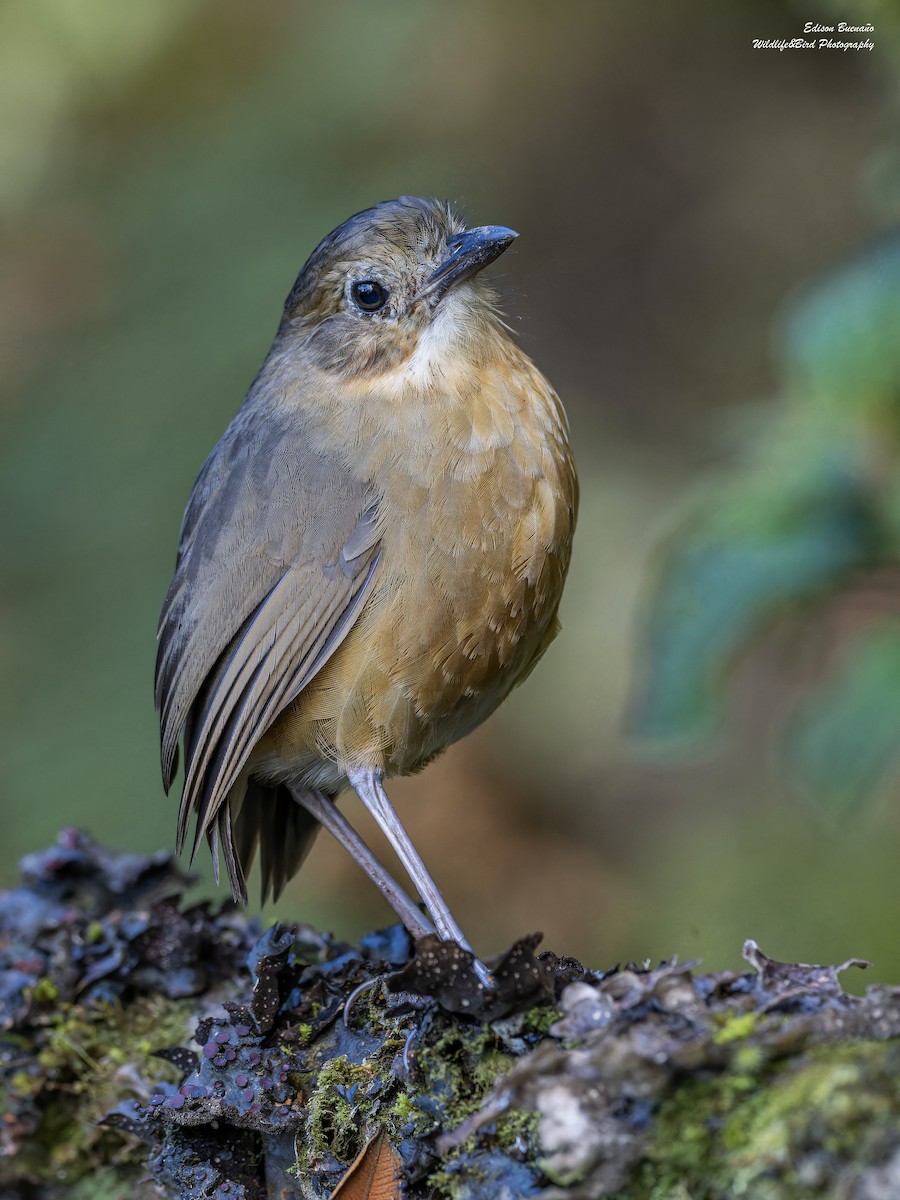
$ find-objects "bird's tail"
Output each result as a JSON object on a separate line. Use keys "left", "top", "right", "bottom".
{"left": 208, "top": 779, "right": 321, "bottom": 905}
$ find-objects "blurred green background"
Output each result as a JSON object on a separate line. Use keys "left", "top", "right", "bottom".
{"left": 3, "top": 0, "right": 900, "bottom": 981}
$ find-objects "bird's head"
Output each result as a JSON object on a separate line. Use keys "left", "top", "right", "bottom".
{"left": 276, "top": 197, "right": 517, "bottom": 379}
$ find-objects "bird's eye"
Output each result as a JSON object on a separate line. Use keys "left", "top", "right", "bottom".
{"left": 350, "top": 279, "right": 390, "bottom": 313}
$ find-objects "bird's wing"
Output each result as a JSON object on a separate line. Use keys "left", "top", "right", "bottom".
{"left": 155, "top": 402, "right": 380, "bottom": 857}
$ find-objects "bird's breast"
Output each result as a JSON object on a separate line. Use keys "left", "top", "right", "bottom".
{"left": 261, "top": 333, "right": 577, "bottom": 780}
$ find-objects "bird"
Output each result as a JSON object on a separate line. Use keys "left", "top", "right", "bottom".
{"left": 155, "top": 196, "right": 577, "bottom": 979}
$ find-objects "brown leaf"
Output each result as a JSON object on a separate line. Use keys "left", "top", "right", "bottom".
{"left": 328, "top": 1127, "right": 402, "bottom": 1200}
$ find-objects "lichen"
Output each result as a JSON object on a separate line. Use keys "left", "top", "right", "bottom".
{"left": 612, "top": 1041, "right": 900, "bottom": 1200}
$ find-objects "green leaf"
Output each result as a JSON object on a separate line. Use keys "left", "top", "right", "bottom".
{"left": 778, "top": 230, "right": 900, "bottom": 422}
{"left": 634, "top": 460, "right": 877, "bottom": 742}
{"left": 788, "top": 622, "right": 900, "bottom": 818}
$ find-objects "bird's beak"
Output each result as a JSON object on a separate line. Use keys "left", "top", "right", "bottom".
{"left": 422, "top": 225, "right": 518, "bottom": 302}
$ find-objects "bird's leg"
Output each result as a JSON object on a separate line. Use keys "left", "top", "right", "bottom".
{"left": 288, "top": 786, "right": 434, "bottom": 942}
{"left": 346, "top": 765, "right": 493, "bottom": 988}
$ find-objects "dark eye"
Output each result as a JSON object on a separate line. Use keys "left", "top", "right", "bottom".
{"left": 350, "top": 279, "right": 389, "bottom": 313}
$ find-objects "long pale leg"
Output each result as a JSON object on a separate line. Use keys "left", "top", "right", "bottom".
{"left": 289, "top": 786, "right": 434, "bottom": 942}
{"left": 346, "top": 765, "right": 492, "bottom": 987}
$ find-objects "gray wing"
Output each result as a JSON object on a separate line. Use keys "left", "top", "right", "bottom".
{"left": 155, "top": 402, "right": 380, "bottom": 859}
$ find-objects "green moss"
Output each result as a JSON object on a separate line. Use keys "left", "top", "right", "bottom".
{"left": 4, "top": 994, "right": 193, "bottom": 1188}
{"left": 7, "top": 1070, "right": 32, "bottom": 1099}
{"left": 470, "top": 1046, "right": 515, "bottom": 1092}
{"left": 722, "top": 1043, "right": 896, "bottom": 1174}
{"left": 304, "top": 1055, "right": 375, "bottom": 1163}
{"left": 712, "top": 1011, "right": 758, "bottom": 1045}
{"left": 390, "top": 1091, "right": 419, "bottom": 1124}
{"left": 419, "top": 1025, "right": 514, "bottom": 1119}
{"left": 428, "top": 1111, "right": 541, "bottom": 1200}
{"left": 292, "top": 1012, "right": 544, "bottom": 1195}
{"left": 612, "top": 1040, "right": 900, "bottom": 1199}
{"left": 415, "top": 1024, "right": 540, "bottom": 1198}
{"left": 66, "top": 1169, "right": 146, "bottom": 1200}
{"left": 539, "top": 1153, "right": 589, "bottom": 1189}
{"left": 426, "top": 1136, "right": 479, "bottom": 1200}
{"left": 287, "top": 1138, "right": 311, "bottom": 1181}
{"left": 31, "top": 978, "right": 59, "bottom": 1004}
{"left": 732, "top": 1043, "right": 766, "bottom": 1074}
{"left": 496, "top": 1105, "right": 539, "bottom": 1147}
{"left": 522, "top": 1005, "right": 563, "bottom": 1036}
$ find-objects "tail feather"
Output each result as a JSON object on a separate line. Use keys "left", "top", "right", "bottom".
{"left": 229, "top": 780, "right": 321, "bottom": 905}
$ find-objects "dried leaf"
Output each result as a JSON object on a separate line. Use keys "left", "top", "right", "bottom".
{"left": 742, "top": 938, "right": 869, "bottom": 1010}
{"left": 329, "top": 1127, "right": 402, "bottom": 1200}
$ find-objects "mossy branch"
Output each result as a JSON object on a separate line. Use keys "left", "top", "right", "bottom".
{"left": 2, "top": 832, "right": 899, "bottom": 1199}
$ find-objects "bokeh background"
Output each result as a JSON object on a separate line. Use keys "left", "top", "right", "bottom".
{"left": 3, "top": 0, "right": 900, "bottom": 982}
